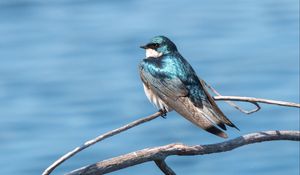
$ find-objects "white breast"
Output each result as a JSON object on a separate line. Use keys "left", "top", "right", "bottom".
{"left": 143, "top": 84, "right": 172, "bottom": 112}
{"left": 145, "top": 48, "right": 163, "bottom": 58}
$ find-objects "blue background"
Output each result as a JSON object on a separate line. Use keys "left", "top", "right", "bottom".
{"left": 0, "top": 0, "right": 299, "bottom": 174}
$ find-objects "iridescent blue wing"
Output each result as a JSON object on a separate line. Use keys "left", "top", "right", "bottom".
{"left": 140, "top": 68, "right": 188, "bottom": 100}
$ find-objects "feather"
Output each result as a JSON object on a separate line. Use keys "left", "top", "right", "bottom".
{"left": 199, "top": 79, "right": 240, "bottom": 130}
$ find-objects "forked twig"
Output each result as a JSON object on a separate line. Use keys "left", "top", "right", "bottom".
{"left": 154, "top": 159, "right": 176, "bottom": 175}
{"left": 202, "top": 80, "right": 261, "bottom": 114}
{"left": 66, "top": 130, "right": 300, "bottom": 175}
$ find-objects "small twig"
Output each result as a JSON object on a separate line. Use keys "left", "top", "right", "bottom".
{"left": 202, "top": 80, "right": 261, "bottom": 114}
{"left": 154, "top": 159, "right": 176, "bottom": 175}
{"left": 42, "top": 111, "right": 162, "bottom": 175}
{"left": 66, "top": 130, "right": 300, "bottom": 175}
{"left": 214, "top": 96, "right": 300, "bottom": 108}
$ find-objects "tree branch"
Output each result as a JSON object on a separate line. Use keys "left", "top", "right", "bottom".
{"left": 42, "top": 96, "right": 300, "bottom": 175}
{"left": 203, "top": 80, "right": 300, "bottom": 114}
{"left": 201, "top": 80, "right": 261, "bottom": 114}
{"left": 213, "top": 96, "right": 300, "bottom": 108}
{"left": 66, "top": 130, "right": 300, "bottom": 175}
{"left": 154, "top": 159, "right": 176, "bottom": 175}
{"left": 42, "top": 111, "right": 162, "bottom": 175}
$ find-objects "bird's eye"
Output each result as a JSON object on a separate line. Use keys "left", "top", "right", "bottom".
{"left": 153, "top": 43, "right": 159, "bottom": 48}
{"left": 146, "top": 43, "right": 160, "bottom": 49}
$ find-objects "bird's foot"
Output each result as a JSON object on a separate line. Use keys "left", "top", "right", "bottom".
{"left": 159, "top": 109, "right": 167, "bottom": 119}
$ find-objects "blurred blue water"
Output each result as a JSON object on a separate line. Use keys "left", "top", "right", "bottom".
{"left": 0, "top": 0, "right": 299, "bottom": 174}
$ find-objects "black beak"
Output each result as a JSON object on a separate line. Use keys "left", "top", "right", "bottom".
{"left": 140, "top": 42, "right": 159, "bottom": 49}
{"left": 140, "top": 44, "right": 148, "bottom": 49}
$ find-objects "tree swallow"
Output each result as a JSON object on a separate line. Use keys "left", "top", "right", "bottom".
{"left": 139, "top": 36, "right": 239, "bottom": 138}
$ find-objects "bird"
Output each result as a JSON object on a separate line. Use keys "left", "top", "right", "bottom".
{"left": 139, "top": 36, "right": 239, "bottom": 138}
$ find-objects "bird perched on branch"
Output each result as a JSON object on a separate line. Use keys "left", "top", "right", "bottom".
{"left": 139, "top": 36, "right": 239, "bottom": 138}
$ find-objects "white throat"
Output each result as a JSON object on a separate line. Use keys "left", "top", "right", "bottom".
{"left": 145, "top": 48, "right": 163, "bottom": 58}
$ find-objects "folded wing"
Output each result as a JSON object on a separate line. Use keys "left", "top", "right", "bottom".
{"left": 140, "top": 67, "right": 233, "bottom": 138}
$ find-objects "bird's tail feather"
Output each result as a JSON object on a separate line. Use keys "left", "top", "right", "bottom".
{"left": 175, "top": 97, "right": 229, "bottom": 138}
{"left": 200, "top": 106, "right": 227, "bottom": 130}
{"left": 199, "top": 79, "right": 240, "bottom": 131}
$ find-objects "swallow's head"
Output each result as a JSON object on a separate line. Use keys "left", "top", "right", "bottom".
{"left": 140, "top": 36, "right": 178, "bottom": 58}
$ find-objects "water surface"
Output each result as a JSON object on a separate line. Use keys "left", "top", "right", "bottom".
{"left": 0, "top": 0, "right": 299, "bottom": 174}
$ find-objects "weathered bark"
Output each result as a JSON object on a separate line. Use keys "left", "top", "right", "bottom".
{"left": 42, "top": 95, "right": 300, "bottom": 175}
{"left": 66, "top": 131, "right": 300, "bottom": 175}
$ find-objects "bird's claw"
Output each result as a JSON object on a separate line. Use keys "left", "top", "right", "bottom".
{"left": 159, "top": 109, "right": 167, "bottom": 119}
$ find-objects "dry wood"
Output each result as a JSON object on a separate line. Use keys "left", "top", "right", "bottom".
{"left": 66, "top": 130, "right": 300, "bottom": 175}
{"left": 42, "top": 95, "right": 300, "bottom": 175}
{"left": 42, "top": 111, "right": 162, "bottom": 175}
{"left": 214, "top": 96, "right": 300, "bottom": 108}
{"left": 154, "top": 159, "right": 176, "bottom": 175}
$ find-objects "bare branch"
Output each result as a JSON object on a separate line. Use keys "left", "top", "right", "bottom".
{"left": 43, "top": 96, "right": 300, "bottom": 175}
{"left": 66, "top": 130, "right": 300, "bottom": 175}
{"left": 154, "top": 159, "right": 176, "bottom": 175}
{"left": 202, "top": 81, "right": 300, "bottom": 112}
{"left": 213, "top": 96, "right": 300, "bottom": 108}
{"left": 202, "top": 80, "right": 261, "bottom": 114}
{"left": 42, "top": 111, "right": 162, "bottom": 175}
